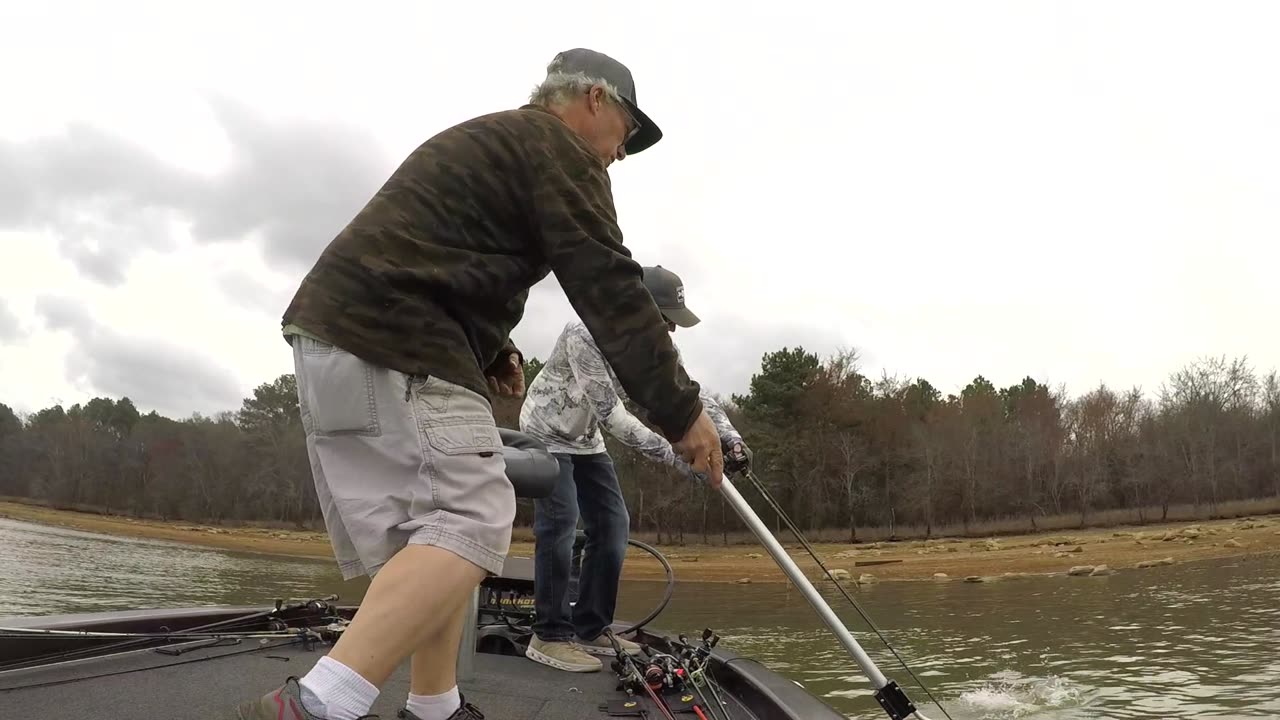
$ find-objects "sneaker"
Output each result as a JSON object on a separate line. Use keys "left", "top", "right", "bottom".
{"left": 397, "top": 696, "right": 485, "bottom": 719}
{"left": 575, "top": 632, "right": 642, "bottom": 656}
{"left": 524, "top": 635, "right": 602, "bottom": 672}
{"left": 234, "top": 677, "right": 379, "bottom": 719}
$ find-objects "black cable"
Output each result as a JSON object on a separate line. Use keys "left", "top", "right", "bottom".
{"left": 545, "top": 533, "right": 674, "bottom": 638}
{"left": 739, "top": 469, "right": 954, "bottom": 720}
{"left": 615, "top": 537, "right": 675, "bottom": 635}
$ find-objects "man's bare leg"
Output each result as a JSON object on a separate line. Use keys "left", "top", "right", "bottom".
{"left": 409, "top": 600, "right": 467, "bottom": 695}
{"left": 328, "top": 545, "right": 485, "bottom": 687}
{"left": 381, "top": 601, "right": 469, "bottom": 719}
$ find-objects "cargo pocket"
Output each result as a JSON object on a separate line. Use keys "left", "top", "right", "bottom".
{"left": 422, "top": 418, "right": 512, "bottom": 521}
{"left": 424, "top": 420, "right": 502, "bottom": 457}
{"left": 300, "top": 342, "right": 381, "bottom": 437}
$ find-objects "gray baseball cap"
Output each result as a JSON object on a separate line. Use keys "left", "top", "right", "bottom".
{"left": 642, "top": 265, "right": 700, "bottom": 328}
{"left": 545, "top": 48, "right": 663, "bottom": 155}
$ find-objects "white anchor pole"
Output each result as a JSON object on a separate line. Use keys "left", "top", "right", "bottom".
{"left": 717, "top": 475, "right": 935, "bottom": 720}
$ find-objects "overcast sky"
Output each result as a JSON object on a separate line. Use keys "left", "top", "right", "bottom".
{"left": 2, "top": 0, "right": 1277, "bottom": 420}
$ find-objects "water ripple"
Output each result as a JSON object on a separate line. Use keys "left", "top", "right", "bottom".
{"left": 617, "top": 548, "right": 1280, "bottom": 718}
{"left": 4, "top": 517, "right": 1280, "bottom": 718}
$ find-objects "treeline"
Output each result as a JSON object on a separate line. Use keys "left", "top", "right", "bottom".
{"left": 1, "top": 350, "right": 1278, "bottom": 543}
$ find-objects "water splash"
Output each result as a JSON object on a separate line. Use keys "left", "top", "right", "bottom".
{"left": 955, "top": 671, "right": 1086, "bottom": 718}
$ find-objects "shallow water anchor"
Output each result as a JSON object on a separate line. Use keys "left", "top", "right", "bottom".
{"left": 717, "top": 476, "right": 934, "bottom": 720}
{"left": 874, "top": 681, "right": 919, "bottom": 720}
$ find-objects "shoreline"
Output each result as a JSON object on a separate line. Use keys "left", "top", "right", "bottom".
{"left": 3, "top": 500, "right": 1278, "bottom": 584}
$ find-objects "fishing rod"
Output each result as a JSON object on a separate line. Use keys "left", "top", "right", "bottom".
{"left": 715, "top": 463, "right": 949, "bottom": 720}
{"left": 0, "top": 628, "right": 314, "bottom": 640}
{"left": 604, "top": 629, "right": 678, "bottom": 720}
{"left": 634, "top": 642, "right": 724, "bottom": 720}
{"left": 0, "top": 595, "right": 342, "bottom": 674}
{"left": 673, "top": 631, "right": 730, "bottom": 720}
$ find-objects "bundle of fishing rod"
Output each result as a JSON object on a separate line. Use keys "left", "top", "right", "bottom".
{"left": 0, "top": 596, "right": 351, "bottom": 685}
{"left": 599, "top": 627, "right": 730, "bottom": 720}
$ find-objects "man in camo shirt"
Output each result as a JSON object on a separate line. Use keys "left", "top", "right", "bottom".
{"left": 234, "top": 49, "right": 726, "bottom": 720}
{"left": 519, "top": 265, "right": 752, "bottom": 673}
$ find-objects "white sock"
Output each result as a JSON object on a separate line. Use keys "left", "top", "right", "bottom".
{"left": 298, "top": 656, "right": 379, "bottom": 720}
{"left": 405, "top": 686, "right": 462, "bottom": 720}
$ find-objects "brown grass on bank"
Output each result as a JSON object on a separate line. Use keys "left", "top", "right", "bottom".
{"left": 521, "top": 495, "right": 1280, "bottom": 546}
{"left": 3, "top": 497, "right": 1279, "bottom": 584}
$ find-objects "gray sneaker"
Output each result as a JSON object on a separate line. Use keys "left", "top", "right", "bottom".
{"left": 575, "top": 632, "right": 642, "bottom": 656}
{"left": 524, "top": 635, "right": 602, "bottom": 672}
{"left": 234, "top": 677, "right": 379, "bottom": 719}
{"left": 397, "top": 695, "right": 484, "bottom": 719}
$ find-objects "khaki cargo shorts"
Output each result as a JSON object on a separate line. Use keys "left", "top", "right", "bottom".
{"left": 290, "top": 334, "right": 516, "bottom": 579}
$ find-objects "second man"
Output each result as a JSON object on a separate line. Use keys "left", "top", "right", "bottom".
{"left": 519, "top": 265, "right": 752, "bottom": 673}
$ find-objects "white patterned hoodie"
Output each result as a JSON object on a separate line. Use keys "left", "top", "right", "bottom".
{"left": 519, "top": 321, "right": 742, "bottom": 475}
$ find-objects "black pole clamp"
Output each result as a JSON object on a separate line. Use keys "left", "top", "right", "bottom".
{"left": 874, "top": 680, "right": 918, "bottom": 720}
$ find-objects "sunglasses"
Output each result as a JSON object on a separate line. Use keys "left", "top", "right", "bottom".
{"left": 589, "top": 88, "right": 640, "bottom": 144}
{"left": 617, "top": 99, "right": 640, "bottom": 144}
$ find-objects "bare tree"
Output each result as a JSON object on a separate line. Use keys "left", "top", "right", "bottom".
{"left": 4, "top": 350, "right": 1280, "bottom": 544}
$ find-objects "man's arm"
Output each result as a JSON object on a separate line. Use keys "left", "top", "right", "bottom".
{"left": 675, "top": 343, "right": 749, "bottom": 473}
{"left": 562, "top": 326, "right": 694, "bottom": 471}
{"left": 530, "top": 132, "right": 702, "bottom": 442}
{"left": 667, "top": 343, "right": 740, "bottom": 446}
{"left": 700, "top": 390, "right": 743, "bottom": 445}
{"left": 667, "top": 345, "right": 741, "bottom": 444}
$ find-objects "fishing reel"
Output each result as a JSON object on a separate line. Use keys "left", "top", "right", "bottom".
{"left": 722, "top": 439, "right": 752, "bottom": 476}
{"left": 644, "top": 654, "right": 684, "bottom": 693}
{"left": 613, "top": 670, "right": 644, "bottom": 696}
{"left": 676, "top": 628, "right": 719, "bottom": 666}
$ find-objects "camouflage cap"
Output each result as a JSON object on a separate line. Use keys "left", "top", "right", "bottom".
{"left": 545, "top": 48, "right": 663, "bottom": 155}
{"left": 642, "top": 265, "right": 700, "bottom": 328}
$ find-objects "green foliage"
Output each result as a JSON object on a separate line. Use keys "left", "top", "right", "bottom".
{"left": 523, "top": 357, "right": 546, "bottom": 389}
{"left": 238, "top": 375, "right": 301, "bottom": 435}
{"left": 732, "top": 347, "right": 821, "bottom": 421}
{"left": 81, "top": 396, "right": 140, "bottom": 439}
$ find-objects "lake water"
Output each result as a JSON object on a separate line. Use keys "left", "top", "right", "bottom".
{"left": 1, "top": 516, "right": 1278, "bottom": 719}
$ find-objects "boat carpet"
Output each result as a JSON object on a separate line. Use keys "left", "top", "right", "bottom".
{"left": 0, "top": 636, "right": 756, "bottom": 719}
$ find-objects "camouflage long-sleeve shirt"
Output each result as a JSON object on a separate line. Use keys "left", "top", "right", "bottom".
{"left": 281, "top": 105, "right": 704, "bottom": 442}
{"left": 519, "top": 321, "right": 742, "bottom": 473}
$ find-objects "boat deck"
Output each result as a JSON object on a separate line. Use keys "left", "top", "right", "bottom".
{"left": 0, "top": 635, "right": 757, "bottom": 719}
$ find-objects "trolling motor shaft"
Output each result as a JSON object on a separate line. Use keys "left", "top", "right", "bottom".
{"left": 717, "top": 473, "right": 933, "bottom": 720}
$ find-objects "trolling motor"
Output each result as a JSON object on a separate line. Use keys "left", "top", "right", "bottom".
{"left": 713, "top": 440, "right": 944, "bottom": 720}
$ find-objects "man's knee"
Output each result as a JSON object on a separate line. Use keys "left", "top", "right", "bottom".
{"left": 609, "top": 504, "right": 630, "bottom": 539}
{"left": 601, "top": 489, "right": 630, "bottom": 534}
{"left": 533, "top": 505, "right": 578, "bottom": 544}
{"left": 587, "top": 505, "right": 629, "bottom": 556}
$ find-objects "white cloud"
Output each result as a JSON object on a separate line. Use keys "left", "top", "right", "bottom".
{"left": 0, "top": 299, "right": 24, "bottom": 343}
{"left": 1, "top": 0, "right": 1278, "bottom": 419}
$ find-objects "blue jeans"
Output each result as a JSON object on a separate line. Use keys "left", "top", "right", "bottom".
{"left": 531, "top": 452, "right": 630, "bottom": 642}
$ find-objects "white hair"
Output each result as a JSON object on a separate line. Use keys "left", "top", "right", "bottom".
{"left": 529, "top": 68, "right": 624, "bottom": 109}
